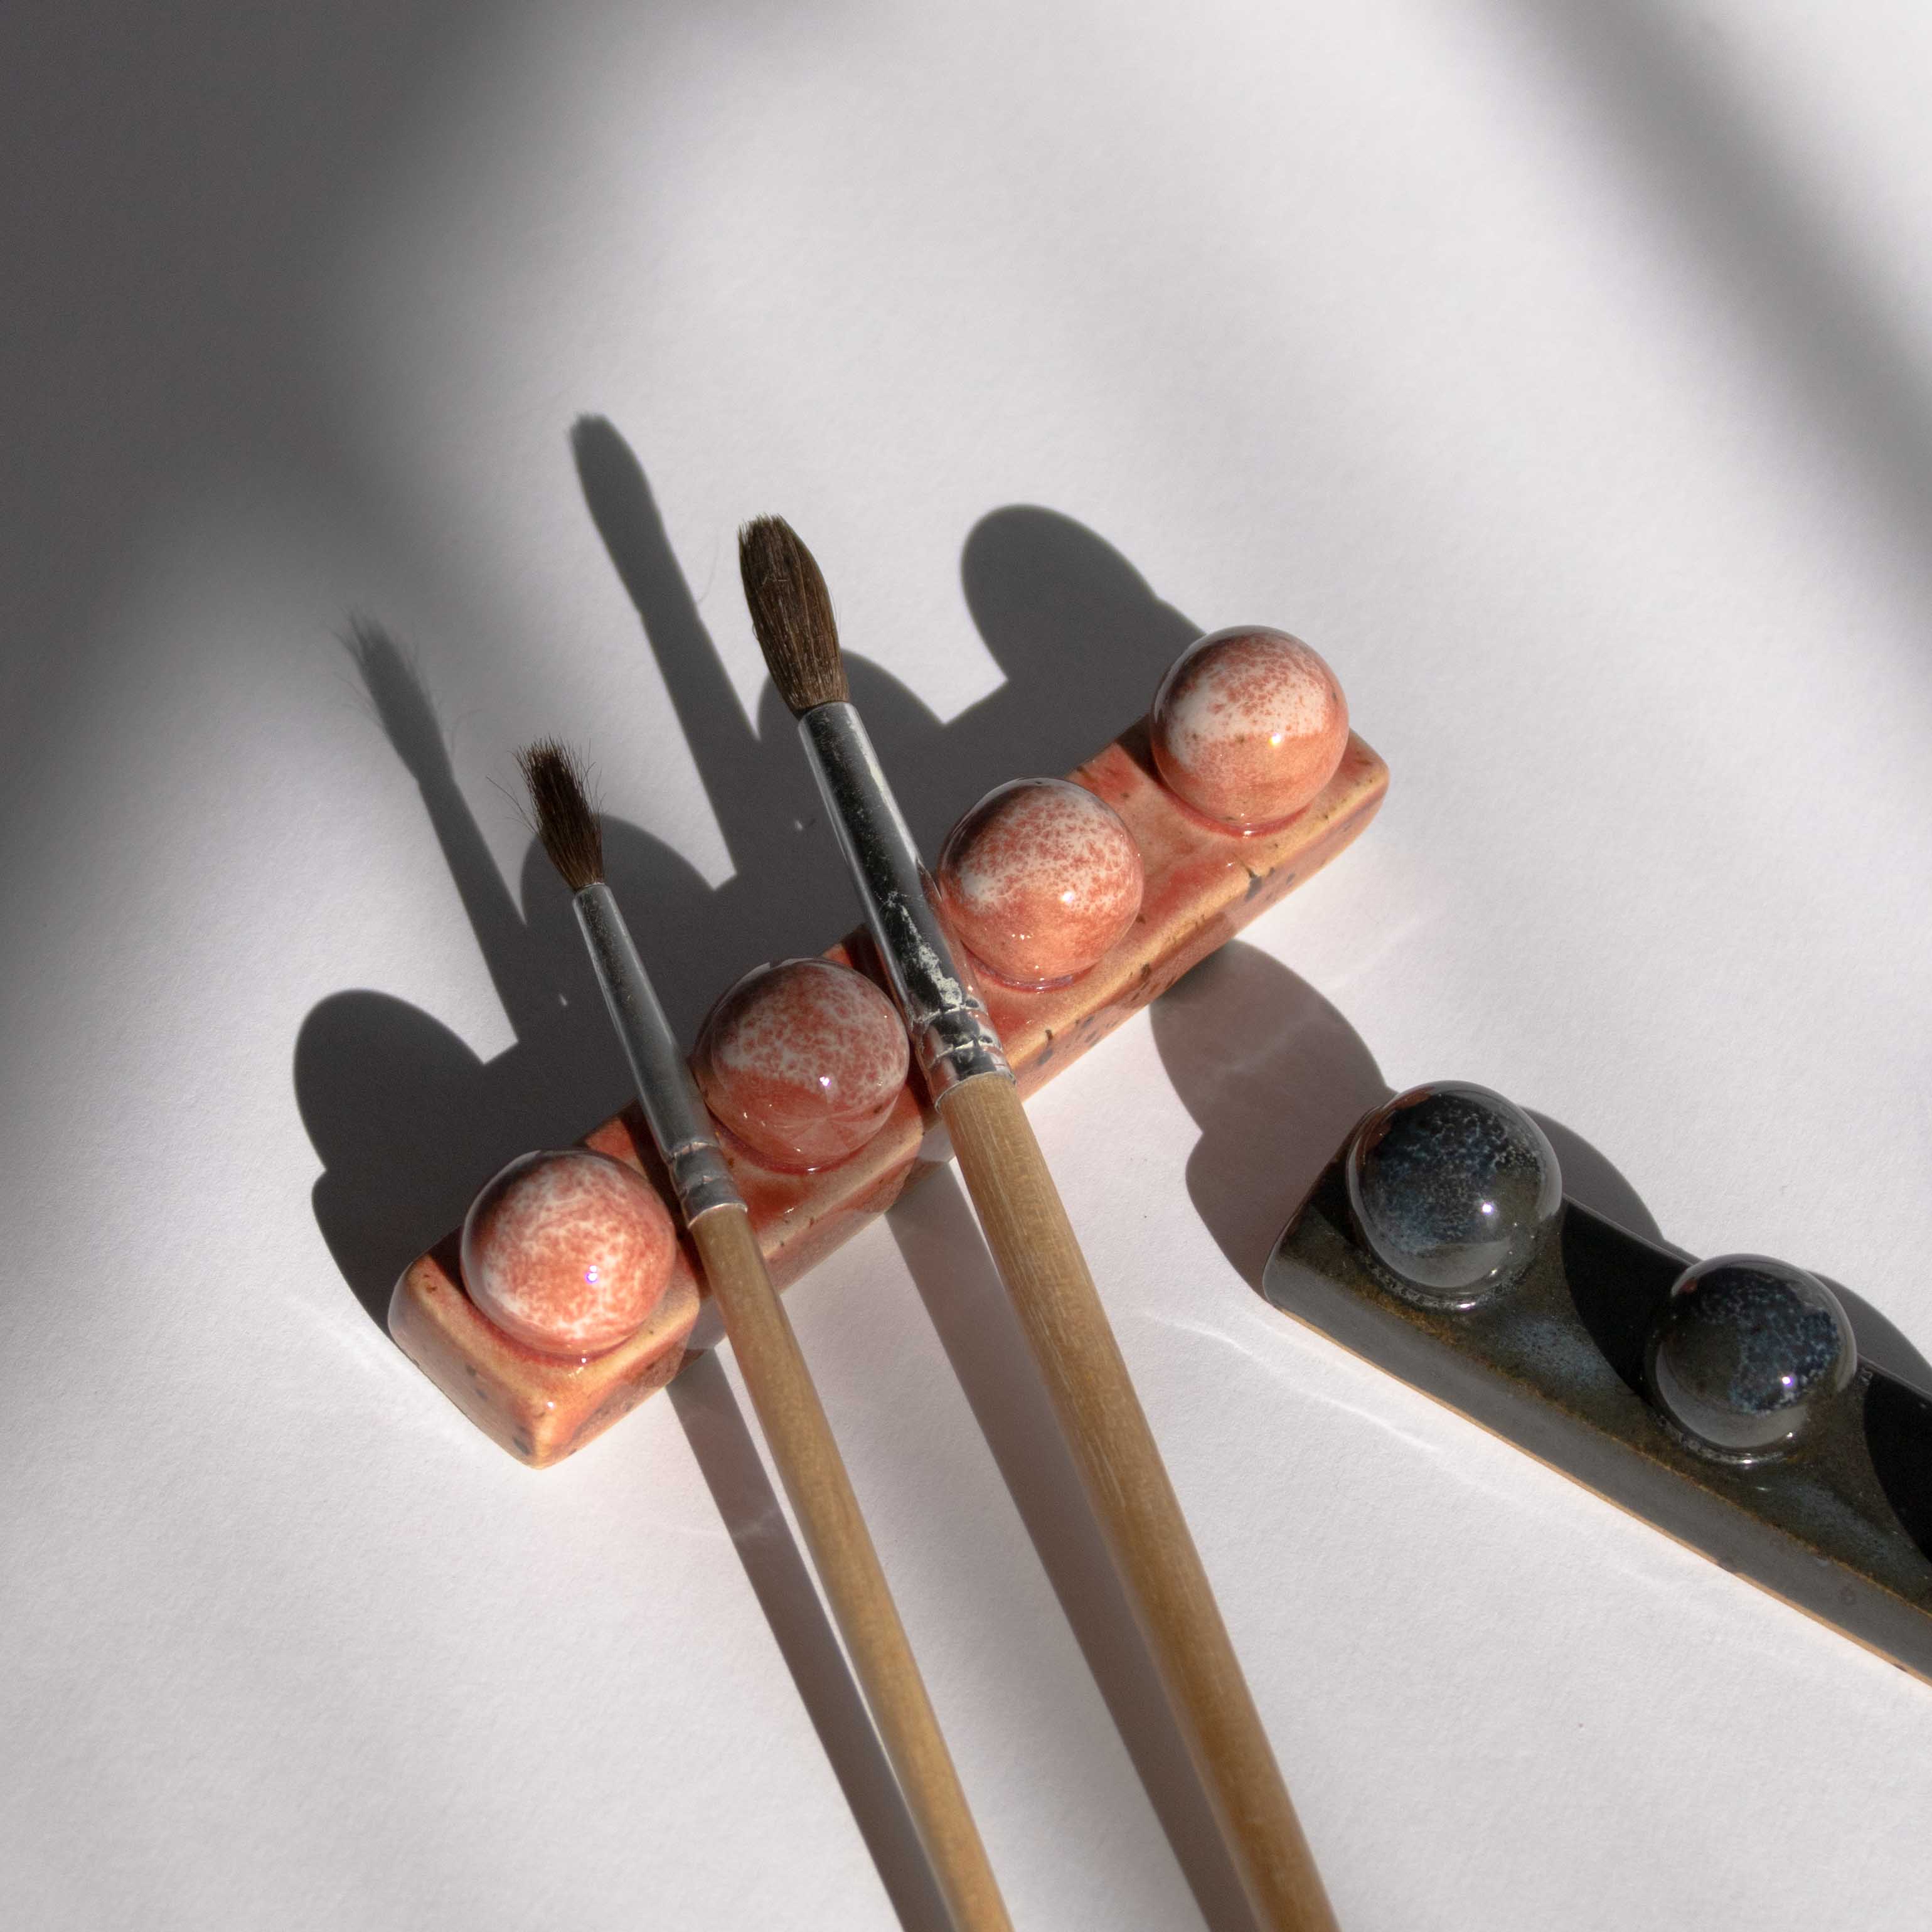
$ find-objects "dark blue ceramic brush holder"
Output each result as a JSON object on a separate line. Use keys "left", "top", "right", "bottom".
{"left": 1266, "top": 1082, "right": 1932, "bottom": 1682}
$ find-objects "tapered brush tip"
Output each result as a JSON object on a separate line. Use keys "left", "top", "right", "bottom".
{"left": 739, "top": 515, "right": 848, "bottom": 715}
{"left": 518, "top": 739, "right": 606, "bottom": 893}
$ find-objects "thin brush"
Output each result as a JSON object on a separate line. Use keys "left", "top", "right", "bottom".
{"left": 519, "top": 741, "right": 1013, "bottom": 1932}
{"left": 739, "top": 520, "right": 1338, "bottom": 1932}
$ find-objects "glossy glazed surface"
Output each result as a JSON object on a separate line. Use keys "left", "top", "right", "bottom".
{"left": 1646, "top": 1254, "right": 1857, "bottom": 1461}
{"left": 694, "top": 957, "right": 910, "bottom": 1171}
{"left": 937, "top": 776, "right": 1145, "bottom": 986}
{"left": 393, "top": 725, "right": 1390, "bottom": 1463}
{"left": 461, "top": 1148, "right": 678, "bottom": 1357}
{"left": 1150, "top": 627, "right": 1349, "bottom": 829}
{"left": 1271, "top": 1161, "right": 1932, "bottom": 1687}
{"left": 1345, "top": 1082, "right": 1562, "bottom": 1303}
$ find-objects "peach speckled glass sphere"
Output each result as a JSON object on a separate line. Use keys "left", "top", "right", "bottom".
{"left": 1150, "top": 626, "right": 1349, "bottom": 830}
{"left": 937, "top": 777, "right": 1145, "bottom": 988}
{"left": 461, "top": 1148, "right": 678, "bottom": 1357}
{"left": 694, "top": 958, "right": 910, "bottom": 1173}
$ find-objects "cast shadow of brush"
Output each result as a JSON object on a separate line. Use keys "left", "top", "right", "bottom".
{"left": 295, "top": 620, "right": 731, "bottom": 1329}
{"left": 296, "top": 422, "right": 1195, "bottom": 1329}
{"left": 889, "top": 1172, "right": 1268, "bottom": 1932}
{"left": 1147, "top": 941, "right": 1932, "bottom": 1390}
{"left": 667, "top": 1353, "right": 953, "bottom": 1932}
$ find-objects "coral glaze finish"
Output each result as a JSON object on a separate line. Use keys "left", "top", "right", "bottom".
{"left": 393, "top": 1141, "right": 699, "bottom": 1466}
{"left": 391, "top": 717, "right": 1387, "bottom": 1465}
{"left": 1151, "top": 627, "right": 1350, "bottom": 830}
{"left": 938, "top": 777, "right": 1145, "bottom": 988}
{"left": 695, "top": 958, "right": 911, "bottom": 1172}
{"left": 461, "top": 1148, "right": 678, "bottom": 1357}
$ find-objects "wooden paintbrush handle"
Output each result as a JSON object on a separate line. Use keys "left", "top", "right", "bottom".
{"left": 689, "top": 1207, "right": 1013, "bottom": 1932}
{"left": 941, "top": 1074, "right": 1337, "bottom": 1932}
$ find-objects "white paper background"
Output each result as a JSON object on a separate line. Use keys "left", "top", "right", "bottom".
{"left": 5, "top": 3, "right": 1930, "bottom": 1926}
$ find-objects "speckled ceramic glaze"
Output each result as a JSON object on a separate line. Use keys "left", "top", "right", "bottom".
{"left": 937, "top": 777, "right": 1145, "bottom": 988}
{"left": 1150, "top": 627, "right": 1349, "bottom": 830}
{"left": 393, "top": 724, "right": 1392, "bottom": 1463}
{"left": 461, "top": 1148, "right": 678, "bottom": 1357}
{"left": 694, "top": 957, "right": 910, "bottom": 1172}
{"left": 1345, "top": 1082, "right": 1562, "bottom": 1305}
{"left": 1646, "top": 1255, "right": 1857, "bottom": 1462}
{"left": 1269, "top": 1124, "right": 1932, "bottom": 1686}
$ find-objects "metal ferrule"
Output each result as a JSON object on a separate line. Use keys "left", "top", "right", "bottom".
{"left": 798, "top": 702, "right": 1010, "bottom": 1097}
{"left": 573, "top": 883, "right": 742, "bottom": 1224}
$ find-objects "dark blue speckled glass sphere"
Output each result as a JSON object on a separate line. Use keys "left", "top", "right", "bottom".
{"left": 1646, "top": 1254, "right": 1856, "bottom": 1462}
{"left": 1345, "top": 1082, "right": 1562, "bottom": 1305}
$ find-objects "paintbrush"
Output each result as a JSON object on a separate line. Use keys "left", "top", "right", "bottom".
{"left": 518, "top": 741, "right": 1013, "bottom": 1932}
{"left": 739, "top": 519, "right": 1338, "bottom": 1932}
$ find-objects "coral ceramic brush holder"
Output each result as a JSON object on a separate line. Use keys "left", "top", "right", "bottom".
{"left": 389, "top": 626, "right": 1385, "bottom": 1465}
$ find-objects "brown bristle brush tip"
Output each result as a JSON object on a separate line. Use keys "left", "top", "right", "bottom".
{"left": 739, "top": 516, "right": 849, "bottom": 715}
{"left": 518, "top": 739, "right": 606, "bottom": 893}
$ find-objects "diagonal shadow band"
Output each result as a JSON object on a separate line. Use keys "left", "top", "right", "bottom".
{"left": 1515, "top": 0, "right": 1932, "bottom": 572}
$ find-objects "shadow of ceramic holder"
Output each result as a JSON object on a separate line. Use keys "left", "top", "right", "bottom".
{"left": 1264, "top": 1082, "right": 1932, "bottom": 1682}
{"left": 391, "top": 712, "right": 1390, "bottom": 1466}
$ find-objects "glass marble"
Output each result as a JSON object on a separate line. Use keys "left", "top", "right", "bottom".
{"left": 1646, "top": 1255, "right": 1857, "bottom": 1463}
{"left": 937, "top": 777, "right": 1145, "bottom": 988}
{"left": 1345, "top": 1082, "right": 1562, "bottom": 1304}
{"left": 1150, "top": 626, "right": 1349, "bottom": 830}
{"left": 693, "top": 957, "right": 910, "bottom": 1172}
{"left": 461, "top": 1148, "right": 678, "bottom": 1357}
